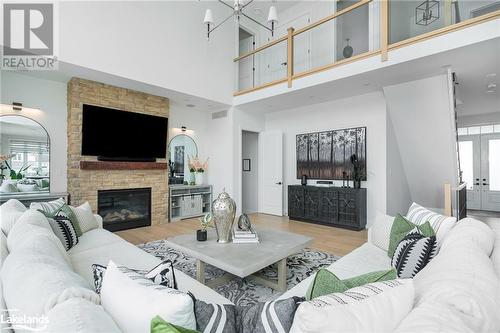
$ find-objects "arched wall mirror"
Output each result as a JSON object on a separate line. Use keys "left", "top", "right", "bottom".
{"left": 0, "top": 115, "right": 50, "bottom": 194}
{"left": 168, "top": 134, "right": 198, "bottom": 185}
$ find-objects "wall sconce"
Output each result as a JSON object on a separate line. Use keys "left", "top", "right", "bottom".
{"left": 181, "top": 126, "right": 187, "bottom": 132}
{"left": 12, "top": 102, "right": 23, "bottom": 111}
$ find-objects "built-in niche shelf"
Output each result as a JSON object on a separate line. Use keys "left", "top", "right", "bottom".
{"left": 80, "top": 161, "right": 168, "bottom": 170}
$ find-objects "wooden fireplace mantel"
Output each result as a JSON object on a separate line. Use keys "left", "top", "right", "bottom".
{"left": 80, "top": 160, "right": 168, "bottom": 170}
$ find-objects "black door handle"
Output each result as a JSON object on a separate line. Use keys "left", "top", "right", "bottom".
{"left": 276, "top": 182, "right": 282, "bottom": 185}
{"left": 483, "top": 183, "right": 489, "bottom": 186}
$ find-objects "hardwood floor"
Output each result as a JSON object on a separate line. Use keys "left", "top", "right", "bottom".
{"left": 116, "top": 213, "right": 367, "bottom": 256}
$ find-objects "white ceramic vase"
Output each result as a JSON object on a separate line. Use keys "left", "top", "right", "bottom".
{"left": 195, "top": 172, "right": 204, "bottom": 185}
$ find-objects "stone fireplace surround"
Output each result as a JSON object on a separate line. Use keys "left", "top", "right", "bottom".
{"left": 67, "top": 78, "right": 169, "bottom": 226}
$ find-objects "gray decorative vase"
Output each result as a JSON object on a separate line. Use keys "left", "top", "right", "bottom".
{"left": 212, "top": 190, "right": 236, "bottom": 243}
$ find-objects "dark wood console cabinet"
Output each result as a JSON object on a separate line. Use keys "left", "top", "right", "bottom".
{"left": 288, "top": 185, "right": 366, "bottom": 230}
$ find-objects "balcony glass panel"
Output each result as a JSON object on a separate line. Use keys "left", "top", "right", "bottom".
{"left": 390, "top": 0, "right": 499, "bottom": 45}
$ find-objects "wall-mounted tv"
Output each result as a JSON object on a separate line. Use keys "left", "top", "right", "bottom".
{"left": 81, "top": 104, "right": 168, "bottom": 162}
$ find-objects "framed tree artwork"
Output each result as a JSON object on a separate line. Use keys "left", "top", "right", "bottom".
{"left": 296, "top": 127, "right": 366, "bottom": 180}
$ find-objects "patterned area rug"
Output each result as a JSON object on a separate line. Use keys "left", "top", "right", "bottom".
{"left": 138, "top": 240, "right": 340, "bottom": 306}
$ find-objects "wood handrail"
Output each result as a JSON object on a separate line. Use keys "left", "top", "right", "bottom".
{"left": 293, "top": 0, "right": 372, "bottom": 37}
{"left": 233, "top": 36, "right": 287, "bottom": 62}
{"left": 233, "top": 0, "right": 372, "bottom": 62}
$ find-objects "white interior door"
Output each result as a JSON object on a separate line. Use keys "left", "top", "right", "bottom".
{"left": 459, "top": 135, "right": 481, "bottom": 209}
{"left": 259, "top": 131, "right": 283, "bottom": 216}
{"left": 480, "top": 133, "right": 500, "bottom": 211}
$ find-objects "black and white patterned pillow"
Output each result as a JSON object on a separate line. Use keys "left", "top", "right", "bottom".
{"left": 194, "top": 297, "right": 303, "bottom": 333}
{"left": 144, "top": 260, "right": 177, "bottom": 289}
{"left": 47, "top": 217, "right": 79, "bottom": 251}
{"left": 391, "top": 228, "right": 438, "bottom": 278}
{"left": 92, "top": 260, "right": 177, "bottom": 294}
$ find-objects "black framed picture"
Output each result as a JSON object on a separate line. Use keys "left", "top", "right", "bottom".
{"left": 296, "top": 127, "right": 366, "bottom": 180}
{"left": 243, "top": 159, "right": 251, "bottom": 172}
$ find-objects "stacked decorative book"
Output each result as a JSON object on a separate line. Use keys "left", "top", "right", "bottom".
{"left": 232, "top": 227, "right": 260, "bottom": 243}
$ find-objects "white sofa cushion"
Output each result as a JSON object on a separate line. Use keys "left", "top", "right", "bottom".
{"left": 101, "top": 261, "right": 196, "bottom": 332}
{"left": 0, "top": 199, "right": 27, "bottom": 235}
{"left": 7, "top": 210, "right": 69, "bottom": 263}
{"left": 1, "top": 231, "right": 8, "bottom": 265}
{"left": 290, "top": 279, "right": 414, "bottom": 333}
{"left": 279, "top": 243, "right": 391, "bottom": 300}
{"left": 0, "top": 249, "right": 95, "bottom": 323}
{"left": 368, "top": 212, "right": 393, "bottom": 252}
{"left": 406, "top": 202, "right": 456, "bottom": 243}
{"left": 441, "top": 217, "right": 495, "bottom": 256}
{"left": 45, "top": 298, "right": 121, "bottom": 333}
{"left": 69, "top": 228, "right": 232, "bottom": 305}
{"left": 395, "top": 300, "right": 477, "bottom": 333}
{"left": 411, "top": 219, "right": 500, "bottom": 332}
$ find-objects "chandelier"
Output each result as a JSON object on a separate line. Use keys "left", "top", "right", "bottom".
{"left": 203, "top": 1, "right": 278, "bottom": 40}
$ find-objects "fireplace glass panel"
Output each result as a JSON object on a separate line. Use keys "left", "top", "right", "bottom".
{"left": 98, "top": 188, "right": 151, "bottom": 231}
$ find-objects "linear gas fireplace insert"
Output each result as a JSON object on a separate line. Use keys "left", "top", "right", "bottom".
{"left": 98, "top": 188, "right": 151, "bottom": 232}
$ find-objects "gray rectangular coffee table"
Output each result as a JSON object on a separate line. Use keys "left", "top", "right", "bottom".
{"left": 164, "top": 228, "right": 312, "bottom": 291}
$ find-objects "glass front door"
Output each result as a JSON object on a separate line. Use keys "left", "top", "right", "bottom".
{"left": 459, "top": 128, "right": 500, "bottom": 212}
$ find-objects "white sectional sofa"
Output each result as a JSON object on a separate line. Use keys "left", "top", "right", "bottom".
{"left": 0, "top": 199, "right": 230, "bottom": 333}
{"left": 2, "top": 197, "right": 500, "bottom": 332}
{"left": 280, "top": 216, "right": 500, "bottom": 332}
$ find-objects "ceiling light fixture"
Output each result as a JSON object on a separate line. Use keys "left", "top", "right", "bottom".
{"left": 203, "top": 1, "right": 278, "bottom": 40}
{"left": 186, "top": 104, "right": 196, "bottom": 108}
{"left": 181, "top": 126, "right": 187, "bottom": 132}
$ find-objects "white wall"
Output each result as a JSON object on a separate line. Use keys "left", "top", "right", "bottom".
{"left": 383, "top": 74, "right": 458, "bottom": 210}
{"left": 264, "top": 91, "right": 387, "bottom": 225}
{"left": 242, "top": 131, "right": 259, "bottom": 213}
{"left": 1, "top": 72, "right": 68, "bottom": 192}
{"left": 59, "top": 1, "right": 235, "bottom": 104}
{"left": 386, "top": 112, "right": 412, "bottom": 215}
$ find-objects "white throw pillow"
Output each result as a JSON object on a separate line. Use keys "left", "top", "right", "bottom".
{"left": 0, "top": 199, "right": 27, "bottom": 235}
{"left": 368, "top": 212, "right": 394, "bottom": 252}
{"left": 290, "top": 279, "right": 415, "bottom": 333}
{"left": 30, "top": 197, "right": 65, "bottom": 213}
{"left": 45, "top": 298, "right": 121, "bottom": 333}
{"left": 70, "top": 202, "right": 99, "bottom": 233}
{"left": 406, "top": 203, "right": 456, "bottom": 243}
{"left": 17, "top": 183, "right": 39, "bottom": 192}
{"left": 100, "top": 261, "right": 196, "bottom": 332}
{"left": 0, "top": 182, "right": 18, "bottom": 193}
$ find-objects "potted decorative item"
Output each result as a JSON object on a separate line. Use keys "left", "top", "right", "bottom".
{"left": 188, "top": 167, "right": 196, "bottom": 185}
{"left": 188, "top": 155, "right": 209, "bottom": 186}
{"left": 197, "top": 213, "right": 212, "bottom": 241}
{"left": 350, "top": 154, "right": 362, "bottom": 189}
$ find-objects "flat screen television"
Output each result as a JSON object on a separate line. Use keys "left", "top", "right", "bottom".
{"left": 81, "top": 104, "right": 168, "bottom": 161}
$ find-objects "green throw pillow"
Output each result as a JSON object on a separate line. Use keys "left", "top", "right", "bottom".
{"left": 305, "top": 268, "right": 397, "bottom": 300}
{"left": 39, "top": 204, "right": 83, "bottom": 237}
{"left": 150, "top": 316, "right": 199, "bottom": 333}
{"left": 387, "top": 214, "right": 435, "bottom": 258}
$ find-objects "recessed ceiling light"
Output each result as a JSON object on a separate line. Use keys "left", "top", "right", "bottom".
{"left": 486, "top": 90, "right": 495, "bottom": 93}
{"left": 186, "top": 104, "right": 196, "bottom": 108}
{"left": 486, "top": 73, "right": 497, "bottom": 78}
